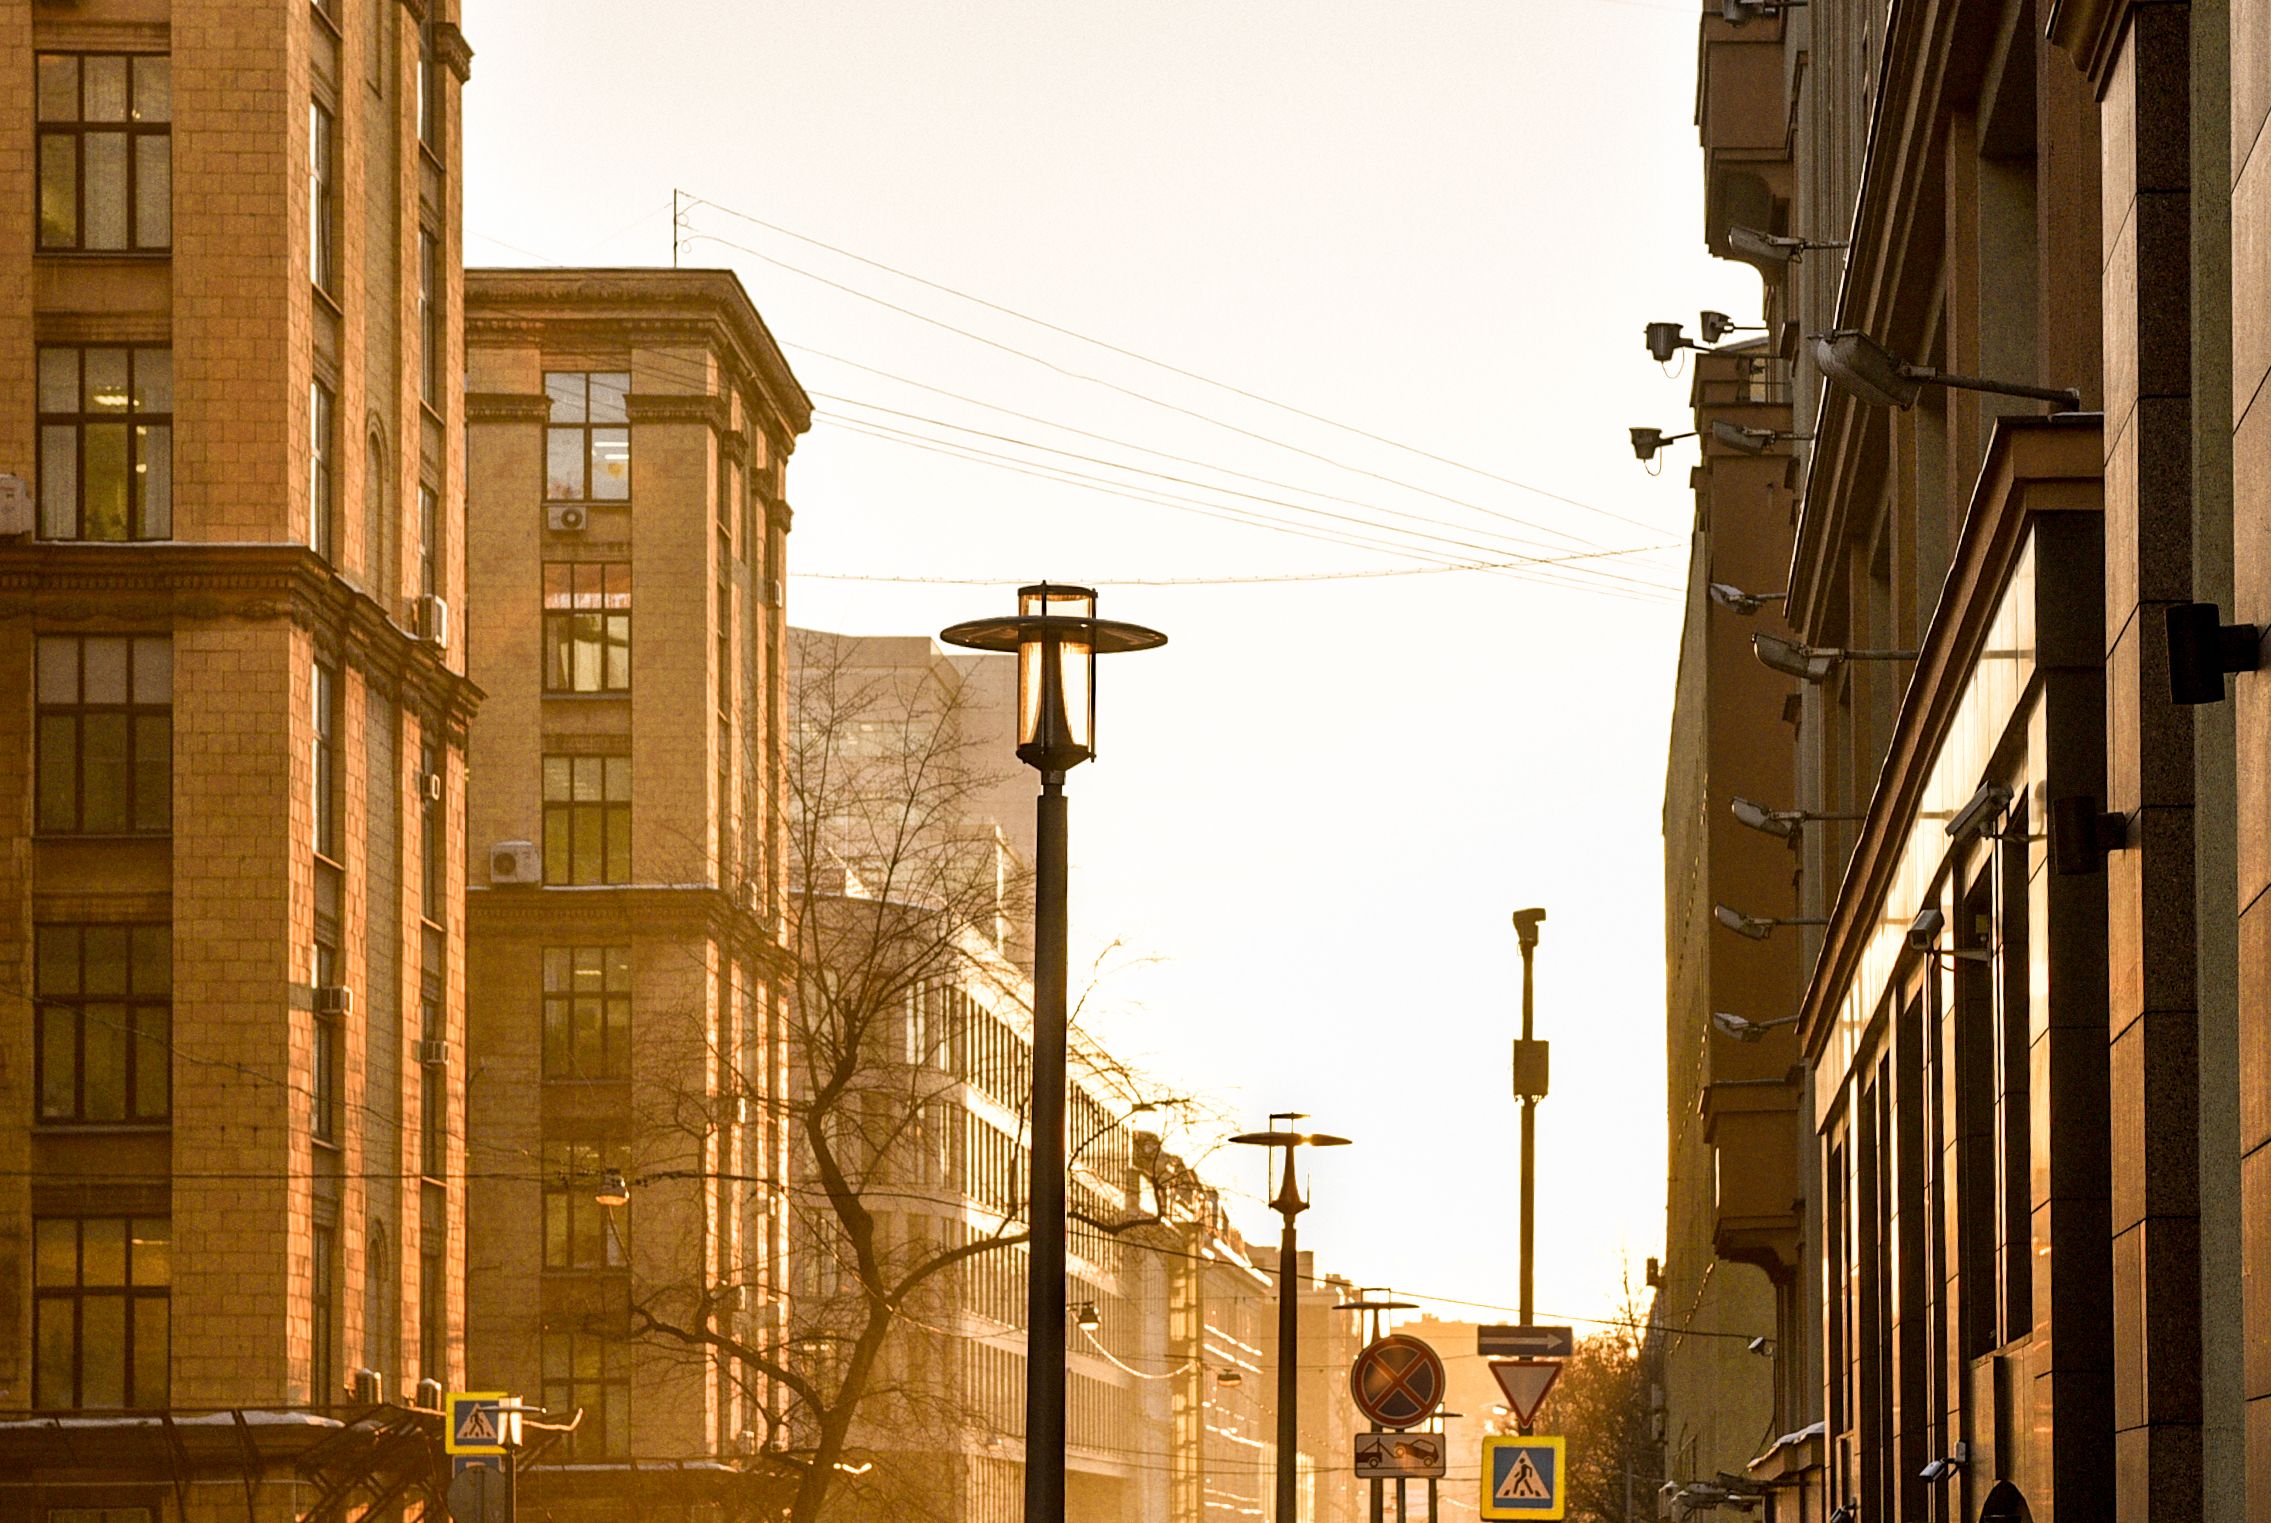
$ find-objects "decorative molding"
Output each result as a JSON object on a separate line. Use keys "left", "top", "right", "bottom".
{"left": 625, "top": 391, "right": 732, "bottom": 431}
{"left": 435, "top": 22, "right": 474, "bottom": 83}
{"left": 466, "top": 390, "right": 552, "bottom": 424}
{"left": 2043, "top": 0, "right": 2130, "bottom": 90}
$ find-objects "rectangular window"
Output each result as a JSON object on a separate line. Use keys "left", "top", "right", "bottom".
{"left": 416, "top": 21, "right": 439, "bottom": 152}
{"left": 543, "top": 562, "right": 631, "bottom": 692}
{"left": 544, "top": 372, "right": 631, "bottom": 502}
{"left": 37, "top": 635, "right": 171, "bottom": 835}
{"left": 311, "top": 1221, "right": 339, "bottom": 1401}
{"left": 313, "top": 661, "right": 342, "bottom": 860}
{"left": 35, "top": 924, "right": 170, "bottom": 1125}
{"left": 32, "top": 1217, "right": 169, "bottom": 1409}
{"left": 420, "top": 924, "right": 445, "bottom": 1176}
{"left": 310, "top": 379, "right": 336, "bottom": 561}
{"left": 309, "top": 100, "right": 336, "bottom": 291}
{"left": 38, "top": 346, "right": 172, "bottom": 541}
{"left": 541, "top": 1328, "right": 629, "bottom": 1456}
{"left": 542, "top": 755, "right": 631, "bottom": 885}
{"left": 418, "top": 1243, "right": 444, "bottom": 1381}
{"left": 418, "top": 483, "right": 440, "bottom": 600}
{"left": 421, "top": 737, "right": 444, "bottom": 920}
{"left": 543, "top": 1141, "right": 629, "bottom": 1268}
{"left": 313, "top": 859, "right": 343, "bottom": 1144}
{"left": 418, "top": 230, "right": 440, "bottom": 406}
{"left": 37, "top": 54, "right": 171, "bottom": 252}
{"left": 542, "top": 946, "right": 632, "bottom": 1080}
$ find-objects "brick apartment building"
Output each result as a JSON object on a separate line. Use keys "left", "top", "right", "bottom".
{"left": 1666, "top": 1, "right": 2271, "bottom": 1520}
{"left": 459, "top": 268, "right": 809, "bottom": 1507}
{"left": 0, "top": 0, "right": 475, "bottom": 1510}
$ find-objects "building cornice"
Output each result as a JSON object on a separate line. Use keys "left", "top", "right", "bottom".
{"left": 466, "top": 390, "right": 551, "bottom": 424}
{"left": 625, "top": 391, "right": 732, "bottom": 432}
{"left": 2043, "top": 0, "right": 2130, "bottom": 90}
{"left": 468, "top": 883, "right": 791, "bottom": 971}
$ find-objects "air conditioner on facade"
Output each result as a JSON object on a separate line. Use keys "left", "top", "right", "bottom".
{"left": 416, "top": 594, "right": 450, "bottom": 649}
{"left": 351, "top": 1368, "right": 385, "bottom": 1404}
{"left": 713, "top": 1284, "right": 747, "bottom": 1311}
{"left": 490, "top": 839, "right": 540, "bottom": 885}
{"left": 547, "top": 502, "right": 588, "bottom": 533}
{"left": 416, "top": 1039, "right": 450, "bottom": 1066}
{"left": 736, "top": 879, "right": 760, "bottom": 914}
{"left": 315, "top": 984, "right": 354, "bottom": 1016}
{"left": 424, "top": 771, "right": 444, "bottom": 802}
{"left": 0, "top": 474, "right": 32, "bottom": 537}
{"left": 414, "top": 1377, "right": 444, "bottom": 1412}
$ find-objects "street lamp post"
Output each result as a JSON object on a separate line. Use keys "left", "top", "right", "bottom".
{"left": 1511, "top": 908, "right": 1547, "bottom": 1327}
{"left": 1232, "top": 1115, "right": 1352, "bottom": 1523}
{"left": 941, "top": 584, "right": 1165, "bottom": 1523}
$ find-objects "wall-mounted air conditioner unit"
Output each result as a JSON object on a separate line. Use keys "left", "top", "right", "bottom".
{"left": 416, "top": 1039, "right": 449, "bottom": 1066}
{"left": 415, "top": 594, "right": 450, "bottom": 649}
{"left": 490, "top": 840, "right": 540, "bottom": 884}
{"left": 547, "top": 503, "right": 588, "bottom": 533}
{"left": 315, "top": 984, "right": 354, "bottom": 1016}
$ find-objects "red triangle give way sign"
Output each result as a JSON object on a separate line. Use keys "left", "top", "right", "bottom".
{"left": 1489, "top": 1359, "right": 1560, "bottom": 1425}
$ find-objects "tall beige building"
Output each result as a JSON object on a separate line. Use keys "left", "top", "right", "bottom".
{"left": 459, "top": 268, "right": 809, "bottom": 1503}
{"left": 0, "top": 0, "right": 475, "bottom": 1506}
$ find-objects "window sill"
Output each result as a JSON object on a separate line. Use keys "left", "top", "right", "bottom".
{"left": 313, "top": 281, "right": 344, "bottom": 319}
{"left": 542, "top": 689, "right": 633, "bottom": 701}
{"left": 31, "top": 1121, "right": 170, "bottom": 1136}
{"left": 32, "top": 831, "right": 173, "bottom": 843}
{"left": 311, "top": 2, "right": 343, "bottom": 40}
{"left": 312, "top": 1134, "right": 344, "bottom": 1154}
{"left": 35, "top": 249, "right": 173, "bottom": 262}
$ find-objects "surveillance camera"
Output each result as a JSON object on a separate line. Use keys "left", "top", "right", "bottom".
{"left": 1906, "top": 905, "right": 1945, "bottom": 951}
{"left": 1918, "top": 1458, "right": 1957, "bottom": 1483}
{"left": 1945, "top": 780, "right": 2014, "bottom": 843}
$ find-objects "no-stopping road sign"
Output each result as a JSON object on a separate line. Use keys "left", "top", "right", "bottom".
{"left": 1350, "top": 1334, "right": 1447, "bottom": 1430}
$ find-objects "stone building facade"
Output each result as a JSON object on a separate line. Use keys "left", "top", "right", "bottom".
{"left": 458, "top": 268, "right": 809, "bottom": 1505}
{"left": 1670, "top": 0, "right": 2269, "bottom": 1520}
{"left": 0, "top": 0, "right": 475, "bottom": 1511}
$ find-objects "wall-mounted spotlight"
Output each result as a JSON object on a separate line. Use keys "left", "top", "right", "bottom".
{"left": 1714, "top": 904, "right": 1829, "bottom": 941}
{"left": 1752, "top": 632, "right": 1916, "bottom": 682}
{"left": 1721, "top": 0, "right": 1808, "bottom": 23}
{"left": 1711, "top": 419, "right": 1814, "bottom": 454}
{"left": 1813, "top": 330, "right": 2081, "bottom": 411}
{"left": 1731, "top": 796, "right": 1865, "bottom": 841}
{"left": 1713, "top": 1010, "right": 1801, "bottom": 1043}
{"left": 1699, "top": 310, "right": 1766, "bottom": 346}
{"left": 2050, "top": 796, "right": 2128, "bottom": 875}
{"left": 1707, "top": 582, "right": 1786, "bottom": 616}
{"left": 1725, "top": 224, "right": 1847, "bottom": 264}
{"left": 1646, "top": 322, "right": 1701, "bottom": 363}
{"left": 2166, "top": 601, "right": 2263, "bottom": 703}
{"left": 1746, "top": 1336, "right": 1774, "bottom": 1356}
{"left": 1945, "top": 780, "right": 2014, "bottom": 843}
{"left": 1631, "top": 426, "right": 1697, "bottom": 462}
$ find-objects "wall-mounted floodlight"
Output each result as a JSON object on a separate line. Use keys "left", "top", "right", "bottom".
{"left": 1713, "top": 1010, "right": 1801, "bottom": 1043}
{"left": 1945, "top": 781, "right": 2014, "bottom": 843}
{"left": 1699, "top": 310, "right": 1766, "bottom": 346}
{"left": 1813, "top": 330, "right": 2081, "bottom": 411}
{"left": 1746, "top": 1336, "right": 1774, "bottom": 1356}
{"left": 2166, "top": 601, "right": 2263, "bottom": 703}
{"left": 1714, "top": 904, "right": 1829, "bottom": 941}
{"left": 1631, "top": 427, "right": 1697, "bottom": 462}
{"left": 1726, "top": 224, "right": 1847, "bottom": 263}
{"left": 1711, "top": 419, "right": 1814, "bottom": 454}
{"left": 1731, "top": 796, "right": 1865, "bottom": 841}
{"left": 1646, "top": 322, "right": 1700, "bottom": 364}
{"left": 2050, "top": 797, "right": 2127, "bottom": 876}
{"left": 1707, "top": 582, "right": 1786, "bottom": 616}
{"left": 1752, "top": 632, "right": 1916, "bottom": 682}
{"left": 1918, "top": 1443, "right": 1970, "bottom": 1483}
{"left": 1721, "top": 0, "right": 1807, "bottom": 22}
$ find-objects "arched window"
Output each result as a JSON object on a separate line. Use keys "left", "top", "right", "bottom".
{"left": 365, "top": 420, "right": 394, "bottom": 601}
{"left": 366, "top": 1215, "right": 396, "bottom": 1376}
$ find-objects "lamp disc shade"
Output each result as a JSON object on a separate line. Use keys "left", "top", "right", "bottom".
{"left": 1813, "top": 331, "right": 1924, "bottom": 409}
{"left": 938, "top": 584, "right": 1166, "bottom": 773}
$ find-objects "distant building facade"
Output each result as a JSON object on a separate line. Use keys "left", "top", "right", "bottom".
{"left": 460, "top": 268, "right": 809, "bottom": 1508}
{"left": 0, "top": 0, "right": 473, "bottom": 1510}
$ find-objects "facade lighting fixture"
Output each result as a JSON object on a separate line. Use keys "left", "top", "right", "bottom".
{"left": 1721, "top": 0, "right": 1807, "bottom": 22}
{"left": 1812, "top": 329, "right": 2081, "bottom": 411}
{"left": 1707, "top": 582, "right": 1786, "bottom": 616}
{"left": 1073, "top": 1302, "right": 1101, "bottom": 1331}
{"left": 1711, "top": 419, "right": 1814, "bottom": 454}
{"left": 1714, "top": 904, "right": 1829, "bottom": 940}
{"left": 1752, "top": 632, "right": 1916, "bottom": 682}
{"left": 1919, "top": 1443, "right": 1970, "bottom": 1483}
{"left": 1632, "top": 427, "right": 1697, "bottom": 462}
{"left": 593, "top": 1169, "right": 631, "bottom": 1209}
{"left": 1712, "top": 1010, "right": 1801, "bottom": 1042}
{"left": 2166, "top": 601, "right": 2263, "bottom": 703}
{"left": 1730, "top": 795, "right": 1865, "bottom": 840}
{"left": 1725, "top": 224, "right": 1847, "bottom": 263}
{"left": 1647, "top": 322, "right": 1699, "bottom": 363}
{"left": 2050, "top": 797, "right": 2128, "bottom": 875}
{"left": 1699, "top": 310, "right": 1766, "bottom": 345}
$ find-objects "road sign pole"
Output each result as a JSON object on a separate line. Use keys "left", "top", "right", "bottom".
{"left": 1396, "top": 1477, "right": 1407, "bottom": 1523}
{"left": 1517, "top": 917, "right": 1539, "bottom": 1327}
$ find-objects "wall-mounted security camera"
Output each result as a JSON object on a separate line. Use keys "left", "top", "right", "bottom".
{"left": 1945, "top": 780, "right": 2014, "bottom": 843}
{"left": 1708, "top": 581, "right": 1787, "bottom": 616}
{"left": 1906, "top": 905, "right": 1945, "bottom": 952}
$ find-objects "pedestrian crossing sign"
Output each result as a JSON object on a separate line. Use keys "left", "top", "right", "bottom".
{"left": 1481, "top": 1435, "right": 1566, "bottom": 1520}
{"left": 445, "top": 1391, "right": 509, "bottom": 1455}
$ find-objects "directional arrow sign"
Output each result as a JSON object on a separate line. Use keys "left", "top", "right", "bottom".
{"left": 1478, "top": 1324, "right": 1574, "bottom": 1358}
{"left": 1489, "top": 1359, "right": 1561, "bottom": 1425}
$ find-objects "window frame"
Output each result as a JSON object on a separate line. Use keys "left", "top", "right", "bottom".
{"left": 542, "top": 561, "right": 632, "bottom": 694}
{"left": 542, "top": 1141, "right": 631, "bottom": 1270}
{"left": 541, "top": 754, "right": 631, "bottom": 885}
{"left": 36, "top": 634, "right": 172, "bottom": 837}
{"left": 308, "top": 97, "right": 337, "bottom": 294}
{"left": 540, "top": 1325, "right": 630, "bottom": 1456}
{"left": 36, "top": 53, "right": 172, "bottom": 254}
{"left": 541, "top": 946, "right": 632, "bottom": 1081}
{"left": 34, "top": 923, "right": 171, "bottom": 1126}
{"left": 417, "top": 229, "right": 441, "bottom": 408}
{"left": 32, "top": 1216, "right": 170, "bottom": 1410}
{"left": 543, "top": 372, "right": 632, "bottom": 504}
{"left": 310, "top": 377, "right": 337, "bottom": 562}
{"left": 37, "top": 345, "right": 173, "bottom": 542}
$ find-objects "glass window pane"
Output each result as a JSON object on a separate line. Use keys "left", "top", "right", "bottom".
{"left": 82, "top": 57, "right": 128, "bottom": 121}
{"left": 132, "top": 56, "right": 170, "bottom": 122}
{"left": 136, "top": 425, "right": 171, "bottom": 539}
{"left": 132, "top": 1296, "right": 167, "bottom": 1406}
{"left": 82, "top": 427, "right": 128, "bottom": 540}
{"left": 589, "top": 373, "right": 630, "bottom": 423}
{"left": 543, "top": 563, "right": 570, "bottom": 606}
{"left": 134, "top": 1009, "right": 169, "bottom": 1118}
{"left": 38, "top": 639, "right": 79, "bottom": 704}
{"left": 570, "top": 756, "right": 599, "bottom": 800}
{"left": 39, "top": 1012, "right": 76, "bottom": 1118}
{"left": 573, "top": 809, "right": 602, "bottom": 885}
{"left": 545, "top": 373, "right": 586, "bottom": 423}
{"left": 80, "top": 714, "right": 130, "bottom": 833}
{"left": 83, "top": 928, "right": 128, "bottom": 994}
{"left": 37, "top": 56, "right": 79, "bottom": 122}
{"left": 542, "top": 754, "right": 571, "bottom": 801}
{"left": 83, "top": 1005, "right": 127, "bottom": 1121}
{"left": 84, "top": 350, "right": 129, "bottom": 412}
{"left": 544, "top": 810, "right": 569, "bottom": 883}
{"left": 37, "top": 718, "right": 77, "bottom": 831}
{"left": 37, "top": 925, "right": 79, "bottom": 994}
{"left": 134, "top": 137, "right": 169, "bottom": 249}
{"left": 36, "top": 1221, "right": 78, "bottom": 1284}
{"left": 82, "top": 1220, "right": 127, "bottom": 1285}
{"left": 82, "top": 638, "right": 128, "bottom": 703}
{"left": 132, "top": 638, "right": 171, "bottom": 704}
{"left": 39, "top": 426, "right": 78, "bottom": 538}
{"left": 606, "top": 809, "right": 630, "bottom": 883}
{"left": 39, "top": 351, "right": 79, "bottom": 415}
{"left": 589, "top": 428, "right": 630, "bottom": 501}
{"left": 604, "top": 757, "right": 631, "bottom": 801}
{"left": 82, "top": 134, "right": 128, "bottom": 250}
{"left": 134, "top": 715, "right": 171, "bottom": 831}
{"left": 38, "top": 135, "right": 76, "bottom": 249}
{"left": 546, "top": 428, "right": 583, "bottom": 501}
{"left": 133, "top": 926, "right": 170, "bottom": 993}
{"left": 134, "top": 350, "right": 172, "bottom": 414}
{"left": 80, "top": 1296, "right": 125, "bottom": 1406}
{"left": 34, "top": 1301, "right": 74, "bottom": 1408}
{"left": 132, "top": 1222, "right": 170, "bottom": 1285}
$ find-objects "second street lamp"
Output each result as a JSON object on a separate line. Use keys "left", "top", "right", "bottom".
{"left": 1231, "top": 1116, "right": 1351, "bottom": 1523}
{"left": 940, "top": 584, "right": 1165, "bottom": 1523}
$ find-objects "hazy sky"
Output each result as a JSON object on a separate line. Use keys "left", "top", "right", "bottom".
{"left": 467, "top": 0, "right": 1763, "bottom": 1340}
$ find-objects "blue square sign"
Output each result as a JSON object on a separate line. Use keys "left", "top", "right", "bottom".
{"left": 1480, "top": 1435, "right": 1565, "bottom": 1520}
